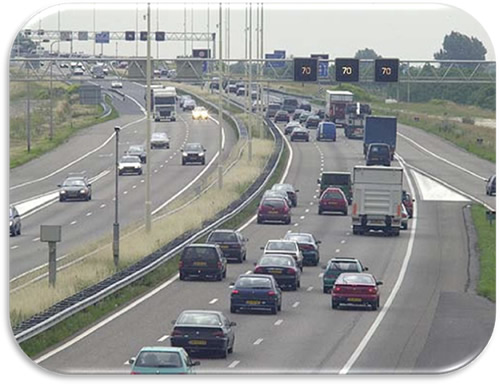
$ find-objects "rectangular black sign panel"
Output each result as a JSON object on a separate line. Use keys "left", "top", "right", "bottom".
{"left": 375, "top": 58, "right": 399, "bottom": 82}
{"left": 155, "top": 32, "right": 165, "bottom": 41}
{"left": 335, "top": 58, "right": 359, "bottom": 82}
{"left": 294, "top": 58, "right": 318, "bottom": 82}
{"left": 125, "top": 31, "right": 135, "bottom": 41}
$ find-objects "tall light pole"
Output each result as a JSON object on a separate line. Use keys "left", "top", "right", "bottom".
{"left": 217, "top": 3, "right": 223, "bottom": 189}
{"left": 49, "top": 39, "right": 62, "bottom": 141}
{"left": 145, "top": 3, "right": 152, "bottom": 233}
{"left": 247, "top": 2, "right": 253, "bottom": 162}
{"left": 113, "top": 125, "right": 121, "bottom": 268}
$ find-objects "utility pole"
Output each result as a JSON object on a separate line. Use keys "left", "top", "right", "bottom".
{"left": 113, "top": 126, "right": 121, "bottom": 268}
{"left": 218, "top": 2, "right": 223, "bottom": 189}
{"left": 145, "top": 3, "right": 152, "bottom": 233}
{"left": 136, "top": 4, "right": 139, "bottom": 56}
{"left": 260, "top": 3, "right": 264, "bottom": 138}
{"left": 183, "top": 5, "right": 187, "bottom": 56}
{"left": 26, "top": 64, "right": 31, "bottom": 153}
{"left": 247, "top": 2, "right": 253, "bottom": 162}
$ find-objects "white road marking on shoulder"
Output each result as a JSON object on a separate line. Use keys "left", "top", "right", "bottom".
{"left": 228, "top": 360, "right": 240, "bottom": 369}
{"left": 292, "top": 301, "right": 300, "bottom": 308}
{"left": 209, "top": 298, "right": 218, "bottom": 305}
{"left": 253, "top": 338, "right": 264, "bottom": 345}
{"left": 274, "top": 319, "right": 284, "bottom": 326}
{"left": 158, "top": 335, "right": 170, "bottom": 342}
{"left": 70, "top": 220, "right": 77, "bottom": 225}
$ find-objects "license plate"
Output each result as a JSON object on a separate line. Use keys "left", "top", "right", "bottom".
{"left": 269, "top": 210, "right": 278, "bottom": 214}
{"left": 188, "top": 340, "right": 207, "bottom": 346}
{"left": 371, "top": 220, "right": 384, "bottom": 224}
{"left": 246, "top": 300, "right": 261, "bottom": 305}
{"left": 220, "top": 245, "right": 229, "bottom": 249}
{"left": 193, "top": 261, "right": 207, "bottom": 267}
{"left": 347, "top": 298, "right": 362, "bottom": 303}
{"left": 269, "top": 269, "right": 282, "bottom": 274}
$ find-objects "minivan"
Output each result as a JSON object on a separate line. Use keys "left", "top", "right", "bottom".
{"left": 366, "top": 143, "right": 391, "bottom": 166}
{"left": 179, "top": 244, "right": 227, "bottom": 281}
{"left": 316, "top": 122, "right": 336, "bottom": 141}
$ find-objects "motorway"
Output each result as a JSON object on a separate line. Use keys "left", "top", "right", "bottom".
{"left": 34, "top": 89, "right": 495, "bottom": 374}
{"left": 9, "top": 80, "right": 237, "bottom": 279}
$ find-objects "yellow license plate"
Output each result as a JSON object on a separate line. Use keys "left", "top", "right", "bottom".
{"left": 347, "top": 298, "right": 362, "bottom": 302}
{"left": 220, "top": 245, "right": 229, "bottom": 249}
{"left": 188, "top": 340, "right": 207, "bottom": 346}
{"left": 269, "top": 210, "right": 278, "bottom": 214}
{"left": 246, "top": 300, "right": 261, "bottom": 305}
{"left": 193, "top": 261, "right": 207, "bottom": 267}
{"left": 270, "top": 269, "right": 282, "bottom": 274}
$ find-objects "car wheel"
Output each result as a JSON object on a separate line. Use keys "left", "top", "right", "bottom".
{"left": 59, "top": 197, "right": 65, "bottom": 202}
{"left": 201, "top": 159, "right": 206, "bottom": 165}
{"left": 216, "top": 272, "right": 223, "bottom": 281}
{"left": 318, "top": 208, "right": 322, "bottom": 215}
{"left": 222, "top": 269, "right": 227, "bottom": 279}
{"left": 371, "top": 300, "right": 379, "bottom": 311}
{"left": 221, "top": 346, "right": 228, "bottom": 359}
{"left": 271, "top": 304, "right": 278, "bottom": 315}
{"left": 228, "top": 341, "right": 234, "bottom": 354}
{"left": 278, "top": 301, "right": 282, "bottom": 311}
{"left": 402, "top": 222, "right": 408, "bottom": 230}
{"left": 290, "top": 281, "right": 297, "bottom": 291}
{"left": 332, "top": 300, "right": 338, "bottom": 309}
{"left": 230, "top": 306, "right": 237, "bottom": 314}
{"left": 343, "top": 210, "right": 348, "bottom": 216}
{"left": 182, "top": 159, "right": 186, "bottom": 165}
{"left": 285, "top": 217, "right": 291, "bottom": 225}
{"left": 323, "top": 286, "right": 329, "bottom": 294}
{"left": 297, "top": 278, "right": 301, "bottom": 288}
{"left": 257, "top": 217, "right": 263, "bottom": 224}
{"left": 179, "top": 272, "right": 185, "bottom": 281}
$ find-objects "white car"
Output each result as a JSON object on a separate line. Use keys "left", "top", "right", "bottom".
{"left": 192, "top": 106, "right": 208, "bottom": 120}
{"left": 73, "top": 67, "right": 84, "bottom": 76}
{"left": 261, "top": 240, "right": 304, "bottom": 270}
{"left": 111, "top": 81, "right": 123, "bottom": 89}
{"left": 118, "top": 155, "right": 142, "bottom": 176}
{"left": 150, "top": 132, "right": 170, "bottom": 149}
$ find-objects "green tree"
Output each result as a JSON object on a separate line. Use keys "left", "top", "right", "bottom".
{"left": 354, "top": 48, "right": 381, "bottom": 60}
{"left": 434, "top": 31, "right": 487, "bottom": 60}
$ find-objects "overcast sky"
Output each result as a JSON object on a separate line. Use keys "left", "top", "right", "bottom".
{"left": 18, "top": 2, "right": 496, "bottom": 61}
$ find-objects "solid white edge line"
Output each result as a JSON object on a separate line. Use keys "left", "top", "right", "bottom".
{"left": 339, "top": 153, "right": 418, "bottom": 375}
{"left": 34, "top": 273, "right": 180, "bottom": 364}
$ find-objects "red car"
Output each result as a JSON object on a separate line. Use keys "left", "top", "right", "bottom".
{"left": 331, "top": 272, "right": 383, "bottom": 310}
{"left": 318, "top": 187, "right": 348, "bottom": 215}
{"left": 402, "top": 190, "right": 414, "bottom": 218}
{"left": 257, "top": 198, "right": 291, "bottom": 224}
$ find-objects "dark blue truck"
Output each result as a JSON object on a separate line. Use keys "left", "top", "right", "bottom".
{"left": 363, "top": 116, "right": 397, "bottom": 159}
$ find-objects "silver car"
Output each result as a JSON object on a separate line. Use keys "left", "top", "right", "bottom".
{"left": 151, "top": 132, "right": 170, "bottom": 149}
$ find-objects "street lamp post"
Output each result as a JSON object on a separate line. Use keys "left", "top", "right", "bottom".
{"left": 113, "top": 125, "right": 121, "bottom": 268}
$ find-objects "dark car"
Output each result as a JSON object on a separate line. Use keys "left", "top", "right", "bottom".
{"left": 58, "top": 175, "right": 92, "bottom": 202}
{"left": 316, "top": 108, "right": 325, "bottom": 119}
{"left": 290, "top": 127, "right": 310, "bottom": 142}
{"left": 266, "top": 103, "right": 282, "bottom": 118}
{"left": 226, "top": 84, "right": 237, "bottom": 94}
{"left": 331, "top": 273, "right": 382, "bottom": 310}
{"left": 299, "top": 111, "right": 312, "bottom": 124}
{"left": 274, "top": 110, "right": 290, "bottom": 123}
{"left": 178, "top": 244, "right": 227, "bottom": 281}
{"left": 322, "top": 257, "right": 368, "bottom": 293}
{"left": 292, "top": 109, "right": 305, "bottom": 121}
{"left": 207, "top": 229, "right": 247, "bottom": 263}
{"left": 305, "top": 115, "right": 321, "bottom": 129}
{"left": 284, "top": 121, "right": 301, "bottom": 135}
{"left": 126, "top": 145, "right": 147, "bottom": 163}
{"left": 283, "top": 232, "right": 321, "bottom": 266}
{"left": 182, "top": 143, "right": 206, "bottom": 165}
{"left": 402, "top": 190, "right": 414, "bottom": 218}
{"left": 318, "top": 187, "right": 348, "bottom": 215}
{"left": 262, "top": 189, "right": 292, "bottom": 208}
{"left": 9, "top": 206, "right": 21, "bottom": 237}
{"left": 254, "top": 254, "right": 301, "bottom": 290}
{"left": 257, "top": 197, "right": 291, "bottom": 224}
{"left": 366, "top": 143, "right": 391, "bottom": 166}
{"left": 282, "top": 98, "right": 299, "bottom": 114}
{"left": 170, "top": 310, "right": 236, "bottom": 358}
{"left": 486, "top": 175, "right": 496, "bottom": 196}
{"left": 271, "top": 183, "right": 299, "bottom": 207}
{"left": 230, "top": 274, "right": 282, "bottom": 314}
{"left": 299, "top": 101, "right": 312, "bottom": 112}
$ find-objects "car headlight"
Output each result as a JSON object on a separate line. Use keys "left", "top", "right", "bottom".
{"left": 135, "top": 164, "right": 141, "bottom": 168}
{"left": 182, "top": 152, "right": 188, "bottom": 157}
{"left": 199, "top": 152, "right": 205, "bottom": 156}
{"left": 60, "top": 190, "right": 66, "bottom": 194}
{"left": 118, "top": 165, "right": 124, "bottom": 170}
{"left": 80, "top": 189, "right": 86, "bottom": 194}
{"left": 10, "top": 220, "right": 13, "bottom": 226}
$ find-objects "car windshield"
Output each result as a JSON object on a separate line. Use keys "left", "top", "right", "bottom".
{"left": 328, "top": 261, "right": 360, "bottom": 273}
{"left": 185, "top": 143, "right": 202, "bottom": 151}
{"left": 235, "top": 277, "right": 272, "bottom": 289}
{"left": 260, "top": 256, "right": 294, "bottom": 267}
{"left": 194, "top": 107, "right": 206, "bottom": 112}
{"left": 135, "top": 351, "right": 182, "bottom": 369}
{"left": 62, "top": 179, "right": 85, "bottom": 187}
{"left": 267, "top": 241, "right": 296, "bottom": 251}
{"left": 121, "top": 156, "right": 139, "bottom": 163}
{"left": 178, "top": 312, "right": 222, "bottom": 326}
{"left": 339, "top": 274, "right": 375, "bottom": 285}
{"left": 152, "top": 133, "right": 166, "bottom": 139}
{"left": 9, "top": 208, "right": 14, "bottom": 218}
{"left": 208, "top": 232, "right": 237, "bottom": 242}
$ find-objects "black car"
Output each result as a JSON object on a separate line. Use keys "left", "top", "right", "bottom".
{"left": 170, "top": 310, "right": 236, "bottom": 358}
{"left": 290, "top": 127, "right": 310, "bottom": 142}
{"left": 366, "top": 143, "right": 391, "bottom": 166}
{"left": 179, "top": 244, "right": 227, "bottom": 281}
{"left": 253, "top": 254, "right": 301, "bottom": 290}
{"left": 305, "top": 115, "right": 321, "bottom": 129}
{"left": 316, "top": 109, "right": 325, "bottom": 119}
{"left": 271, "top": 183, "right": 299, "bottom": 207}
{"left": 126, "top": 145, "right": 147, "bottom": 163}
{"left": 486, "top": 175, "right": 496, "bottom": 196}
{"left": 207, "top": 229, "right": 247, "bottom": 263}
{"left": 274, "top": 110, "right": 290, "bottom": 123}
{"left": 283, "top": 232, "right": 321, "bottom": 266}
{"left": 182, "top": 143, "right": 206, "bottom": 165}
{"left": 9, "top": 206, "right": 21, "bottom": 236}
{"left": 58, "top": 175, "right": 92, "bottom": 202}
{"left": 226, "top": 84, "right": 237, "bottom": 94}
{"left": 322, "top": 257, "right": 368, "bottom": 293}
{"left": 230, "top": 274, "right": 282, "bottom": 314}
{"left": 292, "top": 109, "right": 305, "bottom": 121}
{"left": 299, "top": 101, "right": 312, "bottom": 112}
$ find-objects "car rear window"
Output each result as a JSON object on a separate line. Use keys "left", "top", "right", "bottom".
{"left": 182, "top": 247, "right": 218, "bottom": 261}
{"left": 284, "top": 234, "right": 312, "bottom": 243}
{"left": 135, "top": 351, "right": 182, "bottom": 368}
{"left": 235, "top": 277, "right": 272, "bottom": 289}
{"left": 328, "top": 262, "right": 360, "bottom": 273}
{"left": 208, "top": 232, "right": 238, "bottom": 242}
{"left": 267, "top": 241, "right": 296, "bottom": 251}
{"left": 370, "top": 146, "right": 389, "bottom": 155}
{"left": 339, "top": 274, "right": 375, "bottom": 285}
{"left": 178, "top": 312, "right": 222, "bottom": 326}
{"left": 262, "top": 199, "right": 285, "bottom": 209}
{"left": 322, "top": 174, "right": 350, "bottom": 185}
{"left": 323, "top": 190, "right": 344, "bottom": 200}
{"left": 260, "top": 256, "right": 294, "bottom": 267}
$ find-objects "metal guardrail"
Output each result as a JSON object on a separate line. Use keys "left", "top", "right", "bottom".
{"left": 13, "top": 89, "right": 284, "bottom": 344}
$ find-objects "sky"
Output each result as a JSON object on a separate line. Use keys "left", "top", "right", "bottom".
{"left": 1, "top": 1, "right": 499, "bottom": 384}
{"left": 14, "top": 2, "right": 497, "bottom": 61}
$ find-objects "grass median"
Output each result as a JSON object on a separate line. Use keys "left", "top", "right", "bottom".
{"left": 18, "top": 132, "right": 288, "bottom": 359}
{"left": 470, "top": 204, "right": 496, "bottom": 302}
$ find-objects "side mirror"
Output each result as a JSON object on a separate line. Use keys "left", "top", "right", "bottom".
{"left": 295, "top": 189, "right": 300, "bottom": 193}
{"left": 376, "top": 281, "right": 383, "bottom": 286}
{"left": 229, "top": 321, "right": 237, "bottom": 327}
{"left": 87, "top": 183, "right": 92, "bottom": 187}
{"left": 171, "top": 320, "right": 176, "bottom": 325}
{"left": 412, "top": 199, "right": 415, "bottom": 202}
{"left": 57, "top": 184, "right": 62, "bottom": 187}
{"left": 259, "top": 246, "right": 264, "bottom": 250}
{"left": 364, "top": 267, "right": 369, "bottom": 271}
{"left": 190, "top": 361, "right": 201, "bottom": 367}
{"left": 128, "top": 357, "right": 136, "bottom": 365}
{"left": 316, "top": 240, "right": 322, "bottom": 244}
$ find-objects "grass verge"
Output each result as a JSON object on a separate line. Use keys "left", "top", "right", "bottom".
{"left": 470, "top": 204, "right": 496, "bottom": 302}
{"left": 19, "top": 129, "right": 288, "bottom": 359}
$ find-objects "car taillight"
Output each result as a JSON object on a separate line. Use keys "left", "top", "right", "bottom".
{"left": 232, "top": 289, "right": 239, "bottom": 295}
{"left": 130, "top": 371, "right": 140, "bottom": 375}
{"left": 368, "top": 287, "right": 378, "bottom": 294}
{"left": 267, "top": 291, "right": 276, "bottom": 296}
{"left": 301, "top": 244, "right": 314, "bottom": 251}
{"left": 217, "top": 261, "right": 222, "bottom": 269}
{"left": 254, "top": 266, "right": 264, "bottom": 273}
{"left": 171, "top": 329, "right": 182, "bottom": 337}
{"left": 352, "top": 203, "right": 358, "bottom": 216}
{"left": 333, "top": 286, "right": 342, "bottom": 293}
{"left": 212, "top": 330, "right": 224, "bottom": 337}
{"left": 397, "top": 204, "right": 401, "bottom": 217}
{"left": 287, "top": 268, "right": 296, "bottom": 275}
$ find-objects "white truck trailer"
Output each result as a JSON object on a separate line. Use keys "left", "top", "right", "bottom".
{"left": 325, "top": 90, "right": 354, "bottom": 127}
{"left": 351, "top": 166, "right": 403, "bottom": 236}
{"left": 153, "top": 86, "right": 177, "bottom": 122}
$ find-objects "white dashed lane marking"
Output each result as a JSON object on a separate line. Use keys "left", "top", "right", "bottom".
{"left": 307, "top": 286, "right": 313, "bottom": 292}
{"left": 253, "top": 338, "right": 264, "bottom": 345}
{"left": 70, "top": 220, "right": 77, "bottom": 225}
{"left": 32, "top": 237, "right": 40, "bottom": 242}
{"left": 11, "top": 245, "right": 19, "bottom": 250}
{"left": 86, "top": 212, "right": 92, "bottom": 216}
{"left": 158, "top": 335, "right": 169, "bottom": 342}
{"left": 228, "top": 360, "right": 240, "bottom": 369}
{"left": 209, "top": 298, "right": 218, "bottom": 305}
{"left": 292, "top": 301, "right": 300, "bottom": 308}
{"left": 341, "top": 240, "right": 346, "bottom": 244}
{"left": 274, "top": 319, "right": 284, "bottom": 326}
{"left": 100, "top": 204, "right": 106, "bottom": 208}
